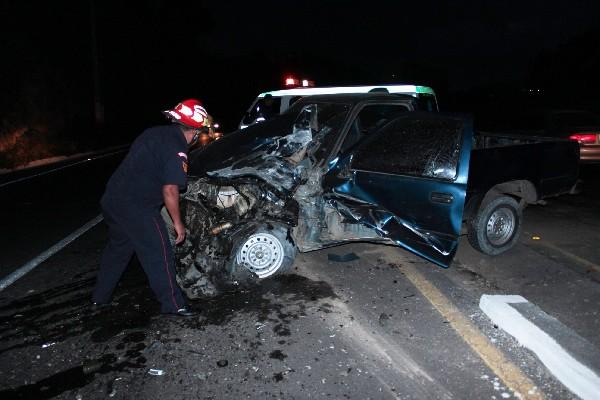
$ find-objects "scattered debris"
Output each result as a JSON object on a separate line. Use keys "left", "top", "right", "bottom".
{"left": 194, "top": 372, "right": 208, "bottom": 381}
{"left": 41, "top": 342, "right": 56, "bottom": 348}
{"left": 82, "top": 359, "right": 104, "bottom": 374}
{"left": 255, "top": 322, "right": 266, "bottom": 330}
{"left": 148, "top": 341, "right": 162, "bottom": 350}
{"left": 107, "top": 377, "right": 122, "bottom": 397}
{"left": 328, "top": 253, "right": 360, "bottom": 262}
{"left": 148, "top": 369, "right": 165, "bottom": 376}
{"left": 378, "top": 313, "right": 390, "bottom": 327}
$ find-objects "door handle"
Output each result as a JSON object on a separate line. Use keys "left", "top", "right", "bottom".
{"left": 430, "top": 192, "right": 454, "bottom": 204}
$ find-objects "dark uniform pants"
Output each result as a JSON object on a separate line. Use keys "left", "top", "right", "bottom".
{"left": 92, "top": 196, "right": 186, "bottom": 313}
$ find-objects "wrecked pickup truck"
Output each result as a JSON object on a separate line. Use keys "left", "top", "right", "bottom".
{"left": 166, "top": 93, "right": 579, "bottom": 298}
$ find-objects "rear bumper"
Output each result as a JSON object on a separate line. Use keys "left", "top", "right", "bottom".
{"left": 580, "top": 144, "right": 600, "bottom": 163}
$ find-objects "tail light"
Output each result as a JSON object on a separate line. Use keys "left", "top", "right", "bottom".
{"left": 569, "top": 133, "right": 598, "bottom": 144}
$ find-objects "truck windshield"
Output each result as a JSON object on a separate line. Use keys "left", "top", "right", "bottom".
{"left": 242, "top": 97, "right": 282, "bottom": 125}
{"left": 190, "top": 102, "right": 350, "bottom": 180}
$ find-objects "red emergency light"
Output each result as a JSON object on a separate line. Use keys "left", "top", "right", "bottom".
{"left": 284, "top": 76, "right": 315, "bottom": 88}
{"left": 285, "top": 76, "right": 300, "bottom": 86}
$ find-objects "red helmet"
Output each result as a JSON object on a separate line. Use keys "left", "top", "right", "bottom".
{"left": 163, "top": 99, "right": 208, "bottom": 129}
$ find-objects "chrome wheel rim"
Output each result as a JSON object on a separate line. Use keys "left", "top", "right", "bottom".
{"left": 486, "top": 207, "right": 516, "bottom": 246}
{"left": 236, "top": 233, "right": 284, "bottom": 278}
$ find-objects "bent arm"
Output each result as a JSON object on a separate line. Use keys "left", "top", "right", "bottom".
{"left": 163, "top": 184, "right": 185, "bottom": 244}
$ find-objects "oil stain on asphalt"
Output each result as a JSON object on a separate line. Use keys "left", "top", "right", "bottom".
{"left": 0, "top": 270, "right": 337, "bottom": 398}
{"left": 0, "top": 331, "right": 148, "bottom": 400}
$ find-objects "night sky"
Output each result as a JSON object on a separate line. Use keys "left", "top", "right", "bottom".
{"left": 1, "top": 0, "right": 599, "bottom": 143}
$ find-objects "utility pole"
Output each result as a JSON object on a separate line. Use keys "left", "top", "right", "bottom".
{"left": 89, "top": 0, "right": 104, "bottom": 128}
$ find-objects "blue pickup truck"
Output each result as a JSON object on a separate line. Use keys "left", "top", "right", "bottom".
{"left": 169, "top": 93, "right": 579, "bottom": 298}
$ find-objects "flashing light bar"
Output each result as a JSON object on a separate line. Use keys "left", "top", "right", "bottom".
{"left": 285, "top": 77, "right": 300, "bottom": 86}
{"left": 284, "top": 76, "right": 315, "bottom": 87}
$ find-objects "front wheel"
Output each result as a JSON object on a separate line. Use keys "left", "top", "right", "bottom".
{"left": 229, "top": 225, "right": 297, "bottom": 279}
{"left": 467, "top": 195, "right": 522, "bottom": 256}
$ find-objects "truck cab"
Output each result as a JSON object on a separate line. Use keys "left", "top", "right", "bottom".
{"left": 239, "top": 84, "right": 439, "bottom": 129}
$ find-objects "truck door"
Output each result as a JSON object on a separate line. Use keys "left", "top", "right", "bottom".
{"left": 323, "top": 113, "right": 472, "bottom": 267}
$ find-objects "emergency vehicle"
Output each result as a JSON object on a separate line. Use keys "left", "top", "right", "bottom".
{"left": 239, "top": 78, "right": 439, "bottom": 129}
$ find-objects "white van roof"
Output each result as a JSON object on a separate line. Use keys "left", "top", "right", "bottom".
{"left": 258, "top": 84, "right": 435, "bottom": 98}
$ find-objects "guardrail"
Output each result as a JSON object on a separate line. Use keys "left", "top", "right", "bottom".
{"left": 0, "top": 144, "right": 129, "bottom": 188}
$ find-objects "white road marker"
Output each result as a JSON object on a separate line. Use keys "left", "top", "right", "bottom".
{"left": 480, "top": 295, "right": 600, "bottom": 400}
{"left": 0, "top": 214, "right": 104, "bottom": 291}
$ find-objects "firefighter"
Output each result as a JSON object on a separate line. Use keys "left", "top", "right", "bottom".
{"left": 91, "top": 99, "right": 208, "bottom": 317}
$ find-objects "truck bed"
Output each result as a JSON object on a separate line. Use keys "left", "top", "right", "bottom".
{"left": 467, "top": 131, "right": 580, "bottom": 202}
{"left": 473, "top": 131, "right": 561, "bottom": 150}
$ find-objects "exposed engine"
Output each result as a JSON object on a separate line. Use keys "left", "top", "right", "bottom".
{"left": 171, "top": 177, "right": 299, "bottom": 298}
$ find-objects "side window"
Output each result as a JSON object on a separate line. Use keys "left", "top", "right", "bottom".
{"left": 242, "top": 97, "right": 282, "bottom": 125}
{"left": 340, "top": 104, "right": 409, "bottom": 153}
{"left": 351, "top": 117, "right": 463, "bottom": 181}
{"left": 416, "top": 94, "right": 438, "bottom": 112}
{"left": 289, "top": 96, "right": 303, "bottom": 107}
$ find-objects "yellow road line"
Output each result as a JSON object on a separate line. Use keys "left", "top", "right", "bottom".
{"left": 529, "top": 238, "right": 600, "bottom": 274}
{"left": 381, "top": 249, "right": 543, "bottom": 399}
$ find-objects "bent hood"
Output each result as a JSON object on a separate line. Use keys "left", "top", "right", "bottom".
{"left": 187, "top": 115, "right": 311, "bottom": 192}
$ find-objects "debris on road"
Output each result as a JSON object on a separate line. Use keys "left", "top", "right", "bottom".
{"left": 328, "top": 253, "right": 360, "bottom": 262}
{"left": 107, "top": 377, "right": 122, "bottom": 397}
{"left": 378, "top": 313, "right": 390, "bottom": 327}
{"left": 148, "top": 369, "right": 164, "bottom": 376}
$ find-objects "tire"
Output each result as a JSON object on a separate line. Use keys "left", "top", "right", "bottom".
{"left": 467, "top": 195, "right": 522, "bottom": 256}
{"left": 229, "top": 224, "right": 297, "bottom": 279}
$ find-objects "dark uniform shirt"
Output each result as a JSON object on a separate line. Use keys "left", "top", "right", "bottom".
{"left": 105, "top": 125, "right": 188, "bottom": 210}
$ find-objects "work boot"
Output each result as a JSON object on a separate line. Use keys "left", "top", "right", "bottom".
{"left": 163, "top": 307, "right": 198, "bottom": 317}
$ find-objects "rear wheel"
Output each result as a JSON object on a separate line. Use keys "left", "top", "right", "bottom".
{"left": 467, "top": 195, "right": 522, "bottom": 256}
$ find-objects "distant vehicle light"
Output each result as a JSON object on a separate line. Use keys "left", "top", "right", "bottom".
{"left": 213, "top": 123, "right": 220, "bottom": 129}
{"left": 569, "top": 133, "right": 598, "bottom": 144}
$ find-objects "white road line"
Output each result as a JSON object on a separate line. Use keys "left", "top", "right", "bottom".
{"left": 0, "top": 214, "right": 104, "bottom": 291}
{"left": 480, "top": 294, "right": 600, "bottom": 400}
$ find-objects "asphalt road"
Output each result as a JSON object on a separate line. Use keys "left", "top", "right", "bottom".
{"left": 0, "top": 149, "right": 126, "bottom": 279}
{"left": 0, "top": 161, "right": 598, "bottom": 399}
